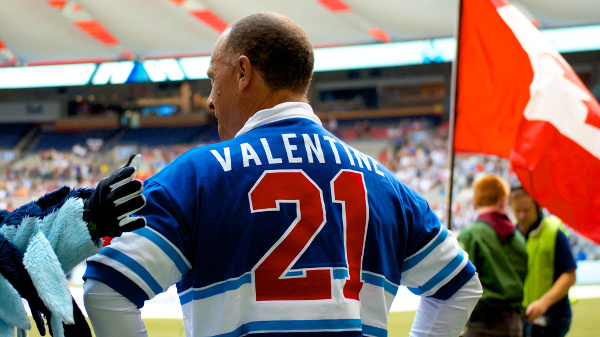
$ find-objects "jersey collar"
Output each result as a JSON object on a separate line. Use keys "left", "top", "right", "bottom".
{"left": 235, "top": 102, "right": 322, "bottom": 138}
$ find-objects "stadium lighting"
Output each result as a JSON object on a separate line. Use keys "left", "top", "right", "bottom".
{"left": 313, "top": 25, "right": 600, "bottom": 71}
{"left": 166, "top": 24, "right": 600, "bottom": 76}
{"left": 541, "top": 25, "right": 600, "bottom": 53}
{"left": 0, "top": 24, "right": 598, "bottom": 88}
{"left": 91, "top": 61, "right": 135, "bottom": 85}
{"left": 313, "top": 38, "right": 455, "bottom": 71}
{"left": 143, "top": 59, "right": 186, "bottom": 82}
{"left": 0, "top": 63, "right": 97, "bottom": 88}
{"left": 178, "top": 56, "right": 211, "bottom": 80}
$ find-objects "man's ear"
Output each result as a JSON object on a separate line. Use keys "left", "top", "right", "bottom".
{"left": 237, "top": 55, "right": 251, "bottom": 89}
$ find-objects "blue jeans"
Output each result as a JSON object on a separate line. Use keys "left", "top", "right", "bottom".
{"left": 524, "top": 316, "right": 571, "bottom": 337}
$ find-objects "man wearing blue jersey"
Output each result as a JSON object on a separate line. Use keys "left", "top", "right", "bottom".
{"left": 83, "top": 12, "right": 482, "bottom": 337}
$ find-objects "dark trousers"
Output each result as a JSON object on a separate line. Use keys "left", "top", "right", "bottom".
{"left": 463, "top": 309, "right": 523, "bottom": 337}
{"left": 524, "top": 316, "right": 571, "bottom": 337}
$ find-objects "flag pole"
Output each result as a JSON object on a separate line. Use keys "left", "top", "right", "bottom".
{"left": 445, "top": 0, "right": 463, "bottom": 230}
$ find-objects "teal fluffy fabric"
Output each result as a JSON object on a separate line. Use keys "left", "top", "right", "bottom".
{"left": 0, "top": 224, "right": 17, "bottom": 242}
{"left": 0, "top": 275, "right": 30, "bottom": 329}
{"left": 51, "top": 313, "right": 65, "bottom": 337}
{"left": 42, "top": 198, "right": 102, "bottom": 274}
{"left": 0, "top": 319, "right": 15, "bottom": 337}
{"left": 23, "top": 231, "right": 73, "bottom": 325}
{"left": 13, "top": 216, "right": 39, "bottom": 253}
{"left": 0, "top": 196, "right": 102, "bottom": 337}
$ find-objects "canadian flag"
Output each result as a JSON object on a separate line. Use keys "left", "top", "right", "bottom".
{"left": 454, "top": 0, "right": 600, "bottom": 244}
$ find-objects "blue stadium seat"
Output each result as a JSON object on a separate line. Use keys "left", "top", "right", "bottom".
{"left": 0, "top": 123, "right": 33, "bottom": 149}
{"left": 34, "top": 129, "right": 118, "bottom": 151}
{"left": 114, "top": 126, "right": 211, "bottom": 147}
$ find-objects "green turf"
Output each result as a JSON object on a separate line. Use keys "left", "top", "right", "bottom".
{"left": 25, "top": 318, "right": 187, "bottom": 337}
{"left": 387, "top": 310, "right": 417, "bottom": 336}
{"left": 387, "top": 297, "right": 600, "bottom": 336}
{"left": 25, "top": 297, "right": 599, "bottom": 337}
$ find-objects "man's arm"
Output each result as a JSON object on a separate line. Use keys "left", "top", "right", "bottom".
{"left": 83, "top": 180, "right": 193, "bottom": 335}
{"left": 410, "top": 274, "right": 482, "bottom": 337}
{"left": 83, "top": 279, "right": 148, "bottom": 337}
{"left": 399, "top": 204, "right": 482, "bottom": 336}
{"left": 525, "top": 269, "right": 576, "bottom": 322}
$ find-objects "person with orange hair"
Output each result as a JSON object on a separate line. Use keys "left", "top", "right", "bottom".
{"left": 458, "top": 173, "right": 528, "bottom": 337}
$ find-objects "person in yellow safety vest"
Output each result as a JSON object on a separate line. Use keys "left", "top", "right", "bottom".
{"left": 509, "top": 187, "right": 577, "bottom": 337}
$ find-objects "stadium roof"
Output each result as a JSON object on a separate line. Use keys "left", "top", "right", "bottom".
{"left": 0, "top": 0, "right": 599, "bottom": 67}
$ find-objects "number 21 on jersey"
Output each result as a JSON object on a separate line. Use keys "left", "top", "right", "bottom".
{"left": 249, "top": 169, "right": 369, "bottom": 301}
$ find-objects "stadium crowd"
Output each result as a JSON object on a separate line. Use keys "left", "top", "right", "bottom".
{"left": 0, "top": 117, "right": 598, "bottom": 261}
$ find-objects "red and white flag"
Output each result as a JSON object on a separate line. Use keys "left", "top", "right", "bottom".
{"left": 455, "top": 0, "right": 600, "bottom": 244}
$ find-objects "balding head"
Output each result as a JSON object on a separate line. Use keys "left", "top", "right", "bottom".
{"left": 223, "top": 12, "right": 314, "bottom": 95}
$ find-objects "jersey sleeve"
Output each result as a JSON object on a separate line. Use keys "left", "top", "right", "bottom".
{"left": 399, "top": 191, "right": 476, "bottom": 301}
{"left": 84, "top": 181, "right": 192, "bottom": 308}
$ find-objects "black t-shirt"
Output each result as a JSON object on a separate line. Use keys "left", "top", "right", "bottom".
{"left": 547, "top": 229, "right": 577, "bottom": 318}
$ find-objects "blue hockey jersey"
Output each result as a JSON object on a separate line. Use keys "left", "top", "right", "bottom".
{"left": 84, "top": 102, "right": 475, "bottom": 337}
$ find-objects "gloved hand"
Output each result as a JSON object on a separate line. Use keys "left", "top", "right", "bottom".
{"left": 84, "top": 154, "right": 146, "bottom": 239}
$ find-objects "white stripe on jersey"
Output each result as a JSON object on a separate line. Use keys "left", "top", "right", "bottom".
{"left": 177, "top": 270, "right": 398, "bottom": 336}
{"left": 87, "top": 227, "right": 191, "bottom": 298}
{"left": 87, "top": 251, "right": 157, "bottom": 298}
{"left": 400, "top": 227, "right": 468, "bottom": 296}
{"left": 359, "top": 278, "right": 397, "bottom": 334}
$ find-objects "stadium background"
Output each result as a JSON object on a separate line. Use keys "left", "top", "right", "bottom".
{"left": 1, "top": 0, "right": 599, "bottom": 335}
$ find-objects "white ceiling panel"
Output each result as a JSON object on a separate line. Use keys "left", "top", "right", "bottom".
{"left": 0, "top": 0, "right": 120, "bottom": 63}
{"left": 0, "top": 0, "right": 598, "bottom": 66}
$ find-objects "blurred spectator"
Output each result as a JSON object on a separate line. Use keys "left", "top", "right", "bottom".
{"left": 509, "top": 187, "right": 576, "bottom": 337}
{"left": 458, "top": 174, "right": 527, "bottom": 337}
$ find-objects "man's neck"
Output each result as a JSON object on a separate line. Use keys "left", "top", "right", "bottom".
{"left": 477, "top": 206, "right": 505, "bottom": 216}
{"left": 519, "top": 215, "right": 542, "bottom": 236}
{"left": 251, "top": 90, "right": 306, "bottom": 113}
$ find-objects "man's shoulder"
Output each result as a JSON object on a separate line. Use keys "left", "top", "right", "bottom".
{"left": 534, "top": 215, "right": 565, "bottom": 244}
{"left": 458, "top": 222, "right": 499, "bottom": 245}
{"left": 469, "top": 221, "right": 497, "bottom": 234}
{"left": 164, "top": 145, "right": 214, "bottom": 171}
{"left": 554, "top": 228, "right": 575, "bottom": 260}
{"left": 145, "top": 144, "right": 226, "bottom": 184}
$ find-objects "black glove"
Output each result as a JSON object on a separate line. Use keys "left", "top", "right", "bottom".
{"left": 84, "top": 154, "right": 146, "bottom": 239}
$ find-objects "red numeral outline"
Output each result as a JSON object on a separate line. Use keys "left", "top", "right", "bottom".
{"left": 249, "top": 169, "right": 368, "bottom": 301}
{"left": 332, "top": 170, "right": 369, "bottom": 300}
